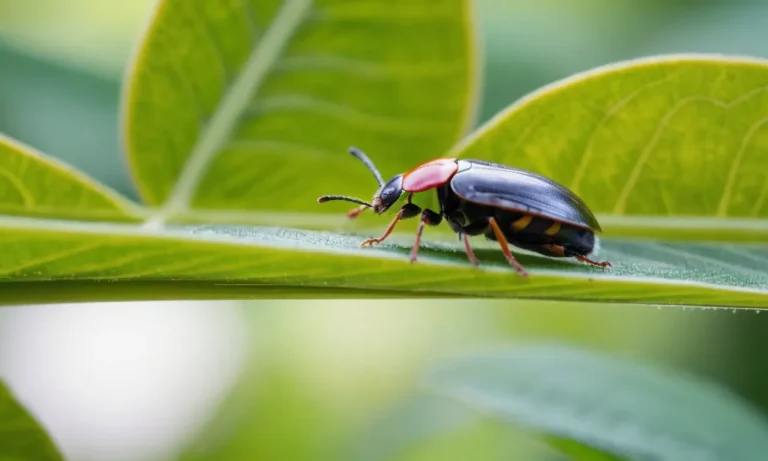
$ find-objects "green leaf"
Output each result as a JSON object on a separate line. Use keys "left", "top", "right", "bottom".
{"left": 345, "top": 394, "right": 561, "bottom": 461}
{"left": 345, "top": 394, "right": 479, "bottom": 461}
{"left": 425, "top": 344, "right": 768, "bottom": 461}
{"left": 450, "top": 55, "right": 768, "bottom": 240}
{"left": 547, "top": 438, "right": 629, "bottom": 461}
{"left": 0, "top": 379, "right": 63, "bottom": 460}
{"left": 122, "top": 0, "right": 477, "bottom": 222}
{"left": 1, "top": 218, "right": 768, "bottom": 308}
{"left": 0, "top": 134, "right": 143, "bottom": 222}
{"left": 7, "top": 53, "right": 768, "bottom": 308}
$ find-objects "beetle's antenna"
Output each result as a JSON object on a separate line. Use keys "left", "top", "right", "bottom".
{"left": 317, "top": 195, "right": 372, "bottom": 207}
{"left": 349, "top": 147, "right": 384, "bottom": 187}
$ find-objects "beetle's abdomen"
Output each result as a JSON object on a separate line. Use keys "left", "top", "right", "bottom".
{"left": 491, "top": 211, "right": 595, "bottom": 257}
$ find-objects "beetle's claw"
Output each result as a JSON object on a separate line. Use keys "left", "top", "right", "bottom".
{"left": 360, "top": 238, "right": 380, "bottom": 248}
{"left": 576, "top": 256, "right": 612, "bottom": 269}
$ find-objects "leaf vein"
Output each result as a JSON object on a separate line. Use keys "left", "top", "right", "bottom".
{"left": 0, "top": 168, "right": 36, "bottom": 208}
{"left": 149, "top": 0, "right": 313, "bottom": 224}
{"left": 716, "top": 115, "right": 768, "bottom": 217}
{"left": 0, "top": 242, "right": 104, "bottom": 277}
{"left": 569, "top": 77, "right": 669, "bottom": 193}
{"left": 224, "top": 139, "right": 339, "bottom": 158}
{"left": 275, "top": 55, "right": 464, "bottom": 79}
{"left": 188, "top": 3, "right": 230, "bottom": 85}
{"left": 245, "top": 94, "right": 451, "bottom": 134}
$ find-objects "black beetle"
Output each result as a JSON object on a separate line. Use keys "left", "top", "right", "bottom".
{"left": 318, "top": 147, "right": 611, "bottom": 276}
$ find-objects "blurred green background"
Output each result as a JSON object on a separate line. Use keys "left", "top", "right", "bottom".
{"left": 1, "top": 1, "right": 768, "bottom": 460}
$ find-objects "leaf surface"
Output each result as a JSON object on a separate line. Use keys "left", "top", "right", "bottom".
{"left": 0, "top": 219, "right": 767, "bottom": 308}
{"left": 123, "top": 0, "right": 477, "bottom": 220}
{"left": 0, "top": 380, "right": 63, "bottom": 460}
{"left": 425, "top": 344, "right": 768, "bottom": 461}
{"left": 450, "top": 56, "right": 768, "bottom": 236}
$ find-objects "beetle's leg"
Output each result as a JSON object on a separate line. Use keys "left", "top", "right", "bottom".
{"left": 487, "top": 217, "right": 528, "bottom": 277}
{"left": 539, "top": 244, "right": 612, "bottom": 269}
{"left": 576, "top": 255, "right": 612, "bottom": 269}
{"left": 347, "top": 205, "right": 368, "bottom": 219}
{"left": 361, "top": 203, "right": 421, "bottom": 247}
{"left": 409, "top": 209, "right": 442, "bottom": 263}
{"left": 461, "top": 233, "right": 480, "bottom": 266}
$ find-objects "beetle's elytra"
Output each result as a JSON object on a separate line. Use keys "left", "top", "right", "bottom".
{"left": 317, "top": 147, "right": 611, "bottom": 277}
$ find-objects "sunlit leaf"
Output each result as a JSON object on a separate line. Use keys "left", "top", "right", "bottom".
{"left": 0, "top": 134, "right": 143, "bottom": 221}
{"left": 0, "top": 220, "right": 766, "bottom": 308}
{"left": 0, "top": 380, "right": 63, "bottom": 460}
{"left": 123, "top": 0, "right": 477, "bottom": 222}
{"left": 426, "top": 344, "right": 768, "bottom": 461}
{"left": 450, "top": 55, "right": 768, "bottom": 238}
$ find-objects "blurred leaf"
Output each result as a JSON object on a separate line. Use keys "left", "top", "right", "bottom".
{"left": 547, "top": 438, "right": 628, "bottom": 461}
{"left": 0, "top": 45, "right": 136, "bottom": 197}
{"left": 451, "top": 56, "right": 768, "bottom": 240}
{"left": 123, "top": 0, "right": 477, "bottom": 221}
{"left": 0, "top": 135, "right": 142, "bottom": 221}
{"left": 0, "top": 380, "right": 63, "bottom": 460}
{"left": 476, "top": 0, "right": 642, "bottom": 123}
{"left": 635, "top": 3, "right": 768, "bottom": 60}
{"left": 0, "top": 0, "right": 154, "bottom": 76}
{"left": 425, "top": 344, "right": 768, "bottom": 461}
{"left": 345, "top": 394, "right": 556, "bottom": 461}
{"left": 346, "top": 394, "right": 479, "bottom": 461}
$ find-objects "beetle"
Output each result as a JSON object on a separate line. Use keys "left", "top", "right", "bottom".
{"left": 317, "top": 147, "right": 611, "bottom": 277}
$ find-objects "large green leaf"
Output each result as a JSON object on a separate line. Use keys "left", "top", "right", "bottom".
{"left": 425, "top": 344, "right": 768, "bottom": 461}
{"left": 0, "top": 379, "right": 63, "bottom": 460}
{"left": 122, "top": 0, "right": 477, "bottom": 221}
{"left": 1, "top": 217, "right": 768, "bottom": 308}
{"left": 6, "top": 53, "right": 768, "bottom": 306}
{"left": 450, "top": 55, "right": 768, "bottom": 240}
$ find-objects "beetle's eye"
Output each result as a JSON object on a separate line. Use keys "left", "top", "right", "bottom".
{"left": 377, "top": 175, "right": 403, "bottom": 206}
{"left": 382, "top": 187, "right": 396, "bottom": 199}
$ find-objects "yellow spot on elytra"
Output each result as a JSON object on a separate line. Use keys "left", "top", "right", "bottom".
{"left": 545, "top": 221, "right": 561, "bottom": 236}
{"left": 511, "top": 215, "right": 532, "bottom": 230}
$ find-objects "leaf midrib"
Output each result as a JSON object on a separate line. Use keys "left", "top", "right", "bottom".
{"left": 147, "top": 0, "right": 313, "bottom": 226}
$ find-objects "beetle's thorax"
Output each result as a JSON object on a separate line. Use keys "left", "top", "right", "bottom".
{"left": 401, "top": 158, "right": 459, "bottom": 193}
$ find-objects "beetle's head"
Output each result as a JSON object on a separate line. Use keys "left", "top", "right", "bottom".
{"left": 370, "top": 174, "right": 403, "bottom": 214}
{"left": 317, "top": 147, "right": 404, "bottom": 215}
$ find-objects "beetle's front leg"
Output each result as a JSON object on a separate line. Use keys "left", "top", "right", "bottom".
{"left": 360, "top": 203, "right": 421, "bottom": 247}
{"left": 410, "top": 209, "right": 442, "bottom": 263}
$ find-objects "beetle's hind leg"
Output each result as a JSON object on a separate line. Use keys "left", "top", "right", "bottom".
{"left": 451, "top": 217, "right": 527, "bottom": 275}
{"left": 529, "top": 244, "right": 612, "bottom": 269}
{"left": 460, "top": 233, "right": 480, "bottom": 267}
{"left": 486, "top": 217, "right": 528, "bottom": 277}
{"left": 576, "top": 255, "right": 612, "bottom": 269}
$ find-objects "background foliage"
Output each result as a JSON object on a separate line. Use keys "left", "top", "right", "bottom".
{"left": 1, "top": 0, "right": 768, "bottom": 460}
